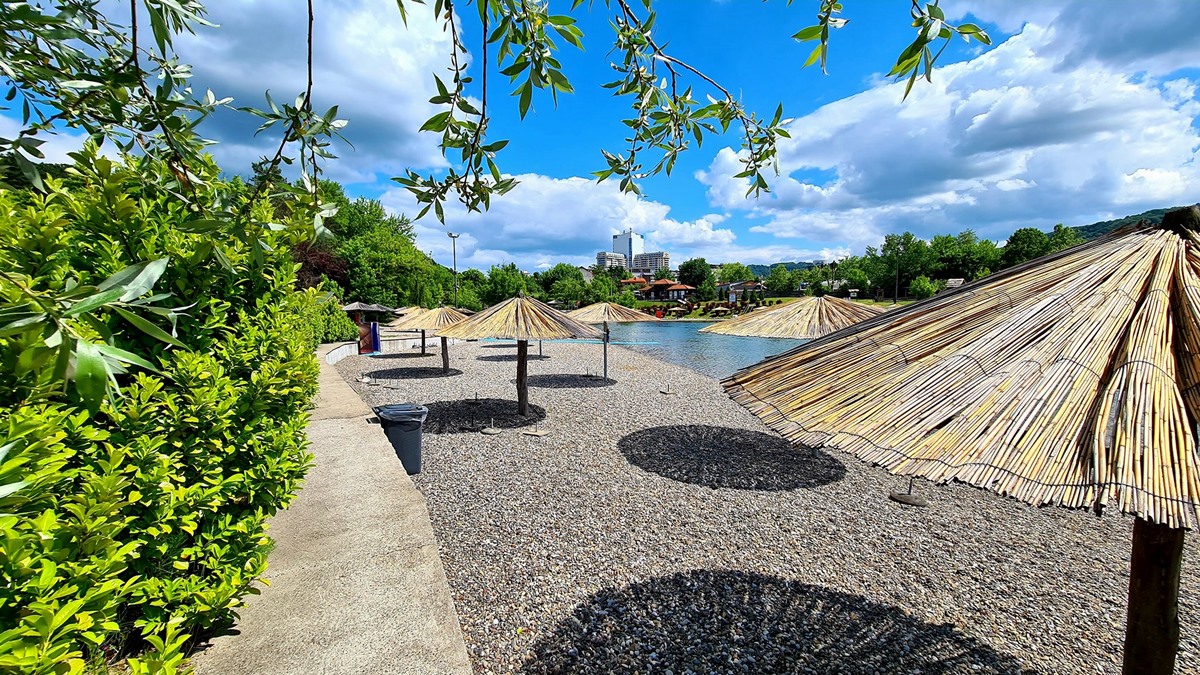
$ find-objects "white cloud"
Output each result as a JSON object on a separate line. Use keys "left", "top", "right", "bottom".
{"left": 175, "top": 0, "right": 453, "bottom": 185}
{"left": 697, "top": 21, "right": 1200, "bottom": 249}
{"left": 381, "top": 173, "right": 674, "bottom": 271}
{"left": 0, "top": 117, "right": 95, "bottom": 164}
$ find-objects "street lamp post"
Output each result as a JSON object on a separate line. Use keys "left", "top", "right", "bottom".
{"left": 447, "top": 232, "right": 460, "bottom": 306}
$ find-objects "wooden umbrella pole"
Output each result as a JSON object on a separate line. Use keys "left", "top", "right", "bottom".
{"left": 517, "top": 339, "right": 529, "bottom": 416}
{"left": 421, "top": 329, "right": 427, "bottom": 355}
{"left": 440, "top": 336, "right": 450, "bottom": 374}
{"left": 1122, "top": 518, "right": 1184, "bottom": 675}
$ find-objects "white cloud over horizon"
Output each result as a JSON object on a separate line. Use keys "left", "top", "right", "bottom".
{"left": 174, "top": 0, "right": 453, "bottom": 185}
{"left": 695, "top": 5, "right": 1200, "bottom": 251}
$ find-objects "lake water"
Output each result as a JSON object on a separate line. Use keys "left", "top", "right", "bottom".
{"left": 606, "top": 321, "right": 806, "bottom": 380}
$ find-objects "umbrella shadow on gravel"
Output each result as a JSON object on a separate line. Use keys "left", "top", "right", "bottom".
{"left": 526, "top": 374, "right": 616, "bottom": 389}
{"left": 422, "top": 398, "right": 546, "bottom": 434}
{"left": 618, "top": 424, "right": 845, "bottom": 491}
{"left": 522, "top": 569, "right": 1030, "bottom": 675}
{"left": 361, "top": 367, "right": 463, "bottom": 381}
{"left": 477, "top": 354, "right": 551, "bottom": 362}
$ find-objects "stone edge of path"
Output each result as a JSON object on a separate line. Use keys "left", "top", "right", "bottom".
{"left": 189, "top": 343, "right": 472, "bottom": 675}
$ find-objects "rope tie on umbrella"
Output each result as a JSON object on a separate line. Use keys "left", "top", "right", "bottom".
{"left": 1053, "top": 357, "right": 1105, "bottom": 381}
{"left": 1113, "top": 359, "right": 1174, "bottom": 379}
{"left": 934, "top": 352, "right": 989, "bottom": 377}
{"left": 868, "top": 339, "right": 908, "bottom": 365}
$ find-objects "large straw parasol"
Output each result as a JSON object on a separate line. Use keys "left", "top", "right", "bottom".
{"left": 438, "top": 294, "right": 602, "bottom": 415}
{"left": 389, "top": 306, "right": 470, "bottom": 372}
{"left": 568, "top": 302, "right": 660, "bottom": 379}
{"left": 567, "top": 301, "right": 658, "bottom": 324}
{"left": 700, "top": 295, "right": 883, "bottom": 339}
{"left": 722, "top": 207, "right": 1200, "bottom": 674}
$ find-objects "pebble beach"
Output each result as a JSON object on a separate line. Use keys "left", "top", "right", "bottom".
{"left": 337, "top": 340, "right": 1199, "bottom": 674}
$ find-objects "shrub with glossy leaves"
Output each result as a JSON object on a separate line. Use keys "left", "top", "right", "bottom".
{"left": 0, "top": 152, "right": 318, "bottom": 673}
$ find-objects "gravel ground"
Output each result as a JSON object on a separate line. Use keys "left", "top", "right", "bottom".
{"left": 337, "top": 341, "right": 1199, "bottom": 675}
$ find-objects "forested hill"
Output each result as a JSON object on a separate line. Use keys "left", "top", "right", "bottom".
{"left": 1071, "top": 206, "right": 1186, "bottom": 240}
{"left": 747, "top": 261, "right": 817, "bottom": 277}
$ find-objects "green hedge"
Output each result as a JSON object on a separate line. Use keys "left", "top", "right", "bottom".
{"left": 0, "top": 154, "right": 319, "bottom": 673}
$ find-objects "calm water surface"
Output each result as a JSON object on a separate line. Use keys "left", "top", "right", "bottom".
{"left": 607, "top": 321, "right": 806, "bottom": 380}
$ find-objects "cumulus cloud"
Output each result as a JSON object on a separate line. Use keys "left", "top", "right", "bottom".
{"left": 381, "top": 173, "right": 673, "bottom": 271}
{"left": 174, "top": 0, "right": 452, "bottom": 185}
{"left": 698, "top": 17, "right": 1200, "bottom": 249}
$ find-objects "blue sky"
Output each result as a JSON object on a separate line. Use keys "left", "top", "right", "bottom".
{"left": 7, "top": 0, "right": 1199, "bottom": 272}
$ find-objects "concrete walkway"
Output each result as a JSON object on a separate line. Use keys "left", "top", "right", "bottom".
{"left": 192, "top": 344, "right": 472, "bottom": 675}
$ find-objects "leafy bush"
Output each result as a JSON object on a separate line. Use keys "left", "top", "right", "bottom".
{"left": 909, "top": 275, "right": 937, "bottom": 299}
{"left": 0, "top": 153, "right": 318, "bottom": 672}
{"left": 291, "top": 285, "right": 359, "bottom": 347}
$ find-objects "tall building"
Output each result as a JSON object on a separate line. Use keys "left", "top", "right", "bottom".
{"left": 612, "top": 229, "right": 644, "bottom": 264}
{"left": 596, "top": 251, "right": 627, "bottom": 269}
{"left": 631, "top": 251, "right": 670, "bottom": 276}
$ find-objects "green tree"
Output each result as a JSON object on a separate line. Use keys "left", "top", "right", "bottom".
{"left": 615, "top": 289, "right": 639, "bottom": 308}
{"left": 484, "top": 263, "right": 527, "bottom": 305}
{"left": 653, "top": 266, "right": 674, "bottom": 281}
{"left": 339, "top": 224, "right": 434, "bottom": 307}
{"left": 717, "top": 262, "right": 756, "bottom": 284}
{"left": 551, "top": 278, "right": 586, "bottom": 307}
{"left": 1001, "top": 227, "right": 1052, "bottom": 268}
{"left": 330, "top": 197, "right": 412, "bottom": 242}
{"left": 679, "top": 258, "right": 716, "bottom": 290}
{"left": 539, "top": 262, "right": 585, "bottom": 294}
{"left": 698, "top": 277, "right": 719, "bottom": 302}
{"left": 909, "top": 275, "right": 937, "bottom": 299}
{"left": 1048, "top": 223, "right": 1085, "bottom": 252}
{"left": 874, "top": 232, "right": 931, "bottom": 302}
{"left": 838, "top": 268, "right": 870, "bottom": 297}
{"left": 764, "top": 264, "right": 795, "bottom": 295}
{"left": 588, "top": 274, "right": 619, "bottom": 303}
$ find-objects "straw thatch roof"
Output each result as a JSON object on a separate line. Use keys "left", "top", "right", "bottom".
{"left": 386, "top": 306, "right": 424, "bottom": 326}
{"left": 725, "top": 211, "right": 1200, "bottom": 529}
{"left": 567, "top": 302, "right": 659, "bottom": 324}
{"left": 700, "top": 296, "right": 883, "bottom": 339}
{"left": 388, "top": 306, "right": 469, "bottom": 332}
{"left": 437, "top": 295, "right": 603, "bottom": 341}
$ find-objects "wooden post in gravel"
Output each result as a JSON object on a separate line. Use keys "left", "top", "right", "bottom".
{"left": 421, "top": 329, "right": 427, "bottom": 355}
{"left": 1123, "top": 519, "right": 1184, "bottom": 675}
{"left": 440, "top": 336, "right": 450, "bottom": 374}
{"left": 516, "top": 339, "right": 529, "bottom": 416}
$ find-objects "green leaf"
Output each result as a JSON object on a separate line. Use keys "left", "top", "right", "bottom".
{"left": 518, "top": 82, "right": 533, "bottom": 119}
{"left": 64, "top": 289, "right": 123, "bottom": 317}
{"left": 94, "top": 343, "right": 160, "bottom": 373}
{"left": 420, "top": 111, "right": 452, "bottom": 132}
{"left": 74, "top": 341, "right": 108, "bottom": 412}
{"left": 113, "top": 307, "right": 186, "bottom": 349}
{"left": 803, "top": 44, "right": 822, "bottom": 69}
{"left": 0, "top": 481, "right": 27, "bottom": 500}
{"left": 792, "top": 25, "right": 822, "bottom": 42}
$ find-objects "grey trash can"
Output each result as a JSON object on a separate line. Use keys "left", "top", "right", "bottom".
{"left": 374, "top": 403, "right": 429, "bottom": 475}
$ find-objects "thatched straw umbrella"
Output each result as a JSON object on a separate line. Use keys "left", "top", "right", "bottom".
{"left": 700, "top": 295, "right": 882, "bottom": 339}
{"left": 438, "top": 294, "right": 602, "bottom": 415}
{"left": 567, "top": 301, "right": 658, "bottom": 324}
{"left": 389, "top": 306, "right": 470, "bottom": 373}
{"left": 568, "top": 302, "right": 660, "bottom": 379}
{"left": 723, "top": 207, "right": 1200, "bottom": 675}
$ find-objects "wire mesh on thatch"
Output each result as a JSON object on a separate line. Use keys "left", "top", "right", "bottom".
{"left": 700, "top": 296, "right": 882, "bottom": 339}
{"left": 568, "top": 302, "right": 660, "bottom": 324}
{"left": 437, "top": 295, "right": 603, "bottom": 341}
{"left": 388, "top": 306, "right": 469, "bottom": 332}
{"left": 724, "top": 213, "right": 1200, "bottom": 529}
